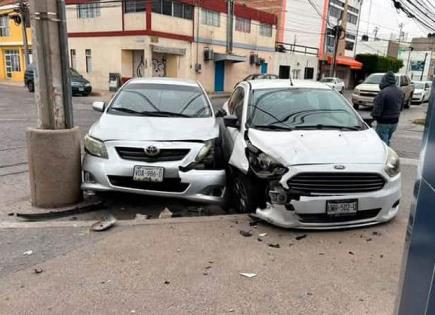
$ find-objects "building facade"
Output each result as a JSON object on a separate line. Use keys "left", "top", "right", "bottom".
{"left": 65, "top": 0, "right": 277, "bottom": 92}
{"left": 0, "top": 0, "right": 31, "bottom": 82}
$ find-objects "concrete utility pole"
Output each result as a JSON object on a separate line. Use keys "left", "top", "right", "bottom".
{"left": 18, "top": 0, "right": 30, "bottom": 67}
{"left": 329, "top": 0, "right": 348, "bottom": 77}
{"left": 226, "top": 0, "right": 234, "bottom": 54}
{"left": 421, "top": 52, "right": 429, "bottom": 81}
{"left": 27, "top": 0, "right": 81, "bottom": 208}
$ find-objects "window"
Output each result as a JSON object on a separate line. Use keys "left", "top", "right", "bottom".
{"left": 201, "top": 9, "right": 220, "bottom": 27}
{"left": 70, "top": 49, "right": 76, "bottom": 69}
{"left": 229, "top": 87, "right": 245, "bottom": 120}
{"left": 125, "top": 0, "right": 146, "bottom": 13}
{"left": 259, "top": 23, "right": 272, "bottom": 37}
{"left": 235, "top": 17, "right": 251, "bottom": 33}
{"left": 326, "top": 35, "right": 335, "bottom": 48}
{"left": 346, "top": 33, "right": 356, "bottom": 40}
{"left": 347, "top": 13, "right": 358, "bottom": 25}
{"left": 4, "top": 50, "right": 21, "bottom": 78}
{"left": 330, "top": 0, "right": 344, "bottom": 7}
{"left": 85, "top": 49, "right": 92, "bottom": 73}
{"left": 77, "top": 2, "right": 101, "bottom": 18}
{"left": 0, "top": 15, "right": 9, "bottom": 36}
{"left": 329, "top": 6, "right": 342, "bottom": 19}
{"left": 304, "top": 67, "right": 314, "bottom": 80}
{"left": 152, "top": 0, "right": 194, "bottom": 20}
{"left": 345, "top": 40, "right": 354, "bottom": 51}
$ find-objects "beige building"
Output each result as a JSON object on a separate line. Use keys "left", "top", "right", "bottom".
{"left": 65, "top": 0, "right": 278, "bottom": 92}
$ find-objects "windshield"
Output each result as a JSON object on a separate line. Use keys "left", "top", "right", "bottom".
{"left": 69, "top": 68, "right": 81, "bottom": 77}
{"left": 108, "top": 83, "right": 212, "bottom": 118}
{"left": 248, "top": 88, "right": 364, "bottom": 131}
{"left": 320, "top": 78, "right": 334, "bottom": 83}
{"left": 414, "top": 82, "right": 425, "bottom": 89}
{"left": 364, "top": 74, "right": 399, "bottom": 85}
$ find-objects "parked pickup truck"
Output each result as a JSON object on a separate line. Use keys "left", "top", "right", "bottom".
{"left": 352, "top": 73, "right": 414, "bottom": 110}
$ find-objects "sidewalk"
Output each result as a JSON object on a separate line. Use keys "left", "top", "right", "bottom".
{"left": 0, "top": 80, "right": 25, "bottom": 87}
{"left": 0, "top": 215, "right": 404, "bottom": 315}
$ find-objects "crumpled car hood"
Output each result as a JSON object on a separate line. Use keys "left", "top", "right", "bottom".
{"left": 248, "top": 128, "right": 386, "bottom": 166}
{"left": 90, "top": 114, "right": 218, "bottom": 141}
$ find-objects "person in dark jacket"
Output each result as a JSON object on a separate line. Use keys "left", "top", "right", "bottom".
{"left": 372, "top": 71, "right": 405, "bottom": 146}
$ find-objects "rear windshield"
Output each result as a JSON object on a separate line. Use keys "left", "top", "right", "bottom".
{"left": 108, "top": 83, "right": 212, "bottom": 118}
{"left": 320, "top": 78, "right": 334, "bottom": 82}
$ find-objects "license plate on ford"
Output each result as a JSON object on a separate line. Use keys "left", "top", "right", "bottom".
{"left": 133, "top": 166, "right": 164, "bottom": 182}
{"left": 326, "top": 199, "right": 358, "bottom": 216}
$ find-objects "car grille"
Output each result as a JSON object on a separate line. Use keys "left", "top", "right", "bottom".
{"left": 360, "top": 91, "right": 378, "bottom": 97}
{"left": 116, "top": 147, "right": 190, "bottom": 163}
{"left": 297, "top": 208, "right": 381, "bottom": 223}
{"left": 287, "top": 172, "right": 385, "bottom": 195}
{"left": 108, "top": 176, "right": 189, "bottom": 193}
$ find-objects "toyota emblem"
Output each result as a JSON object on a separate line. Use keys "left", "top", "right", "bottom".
{"left": 334, "top": 165, "right": 346, "bottom": 170}
{"left": 144, "top": 145, "right": 160, "bottom": 157}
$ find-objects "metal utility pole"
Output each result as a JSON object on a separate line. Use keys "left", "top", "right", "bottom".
{"left": 27, "top": 0, "right": 81, "bottom": 208}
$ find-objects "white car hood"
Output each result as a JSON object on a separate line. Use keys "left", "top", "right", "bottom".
{"left": 356, "top": 83, "right": 380, "bottom": 92}
{"left": 90, "top": 114, "right": 218, "bottom": 141}
{"left": 414, "top": 88, "right": 424, "bottom": 94}
{"left": 248, "top": 128, "right": 386, "bottom": 166}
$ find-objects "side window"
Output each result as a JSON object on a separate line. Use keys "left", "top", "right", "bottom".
{"left": 228, "top": 89, "right": 241, "bottom": 114}
{"left": 229, "top": 87, "right": 245, "bottom": 121}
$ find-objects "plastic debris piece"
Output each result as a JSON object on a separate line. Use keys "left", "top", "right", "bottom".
{"left": 295, "top": 234, "right": 307, "bottom": 240}
{"left": 257, "top": 237, "right": 263, "bottom": 242}
{"left": 23, "top": 250, "right": 33, "bottom": 256}
{"left": 34, "top": 268, "right": 43, "bottom": 274}
{"left": 240, "top": 273, "right": 256, "bottom": 278}
{"left": 348, "top": 251, "right": 355, "bottom": 255}
{"left": 91, "top": 214, "right": 116, "bottom": 232}
{"left": 258, "top": 233, "right": 267, "bottom": 237}
{"left": 239, "top": 230, "right": 253, "bottom": 237}
{"left": 268, "top": 243, "right": 280, "bottom": 248}
{"left": 164, "top": 280, "right": 170, "bottom": 285}
{"left": 366, "top": 238, "right": 372, "bottom": 242}
{"left": 159, "top": 208, "right": 173, "bottom": 219}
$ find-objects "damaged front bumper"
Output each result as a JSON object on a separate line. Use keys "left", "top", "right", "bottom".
{"left": 255, "top": 165, "right": 401, "bottom": 229}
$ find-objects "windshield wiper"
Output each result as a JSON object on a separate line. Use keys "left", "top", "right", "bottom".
{"left": 253, "top": 125, "right": 294, "bottom": 131}
{"left": 110, "top": 108, "right": 192, "bottom": 117}
{"left": 110, "top": 107, "right": 144, "bottom": 115}
{"left": 294, "top": 124, "right": 362, "bottom": 130}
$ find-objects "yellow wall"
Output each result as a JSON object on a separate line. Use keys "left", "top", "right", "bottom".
{"left": 0, "top": 8, "right": 32, "bottom": 81}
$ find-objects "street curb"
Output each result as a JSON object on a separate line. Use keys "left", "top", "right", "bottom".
{"left": 0, "top": 214, "right": 249, "bottom": 229}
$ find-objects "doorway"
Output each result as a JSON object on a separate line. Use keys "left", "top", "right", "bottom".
{"left": 261, "top": 63, "right": 268, "bottom": 74}
{"left": 279, "top": 65, "right": 290, "bottom": 79}
{"left": 215, "top": 61, "right": 225, "bottom": 92}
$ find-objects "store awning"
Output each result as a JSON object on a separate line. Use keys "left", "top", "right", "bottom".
{"left": 214, "top": 53, "right": 246, "bottom": 63}
{"left": 327, "top": 56, "right": 363, "bottom": 70}
{"left": 151, "top": 45, "right": 186, "bottom": 56}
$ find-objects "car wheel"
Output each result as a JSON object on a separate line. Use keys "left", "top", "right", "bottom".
{"left": 27, "top": 81, "right": 34, "bottom": 93}
{"left": 353, "top": 103, "right": 359, "bottom": 110}
{"left": 230, "top": 171, "right": 259, "bottom": 213}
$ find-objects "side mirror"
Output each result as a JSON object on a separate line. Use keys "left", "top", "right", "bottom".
{"left": 363, "top": 118, "right": 374, "bottom": 127}
{"left": 223, "top": 115, "right": 240, "bottom": 128}
{"left": 215, "top": 108, "right": 227, "bottom": 118}
{"left": 92, "top": 101, "right": 105, "bottom": 112}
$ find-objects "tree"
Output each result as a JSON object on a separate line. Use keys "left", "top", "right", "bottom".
{"left": 355, "top": 54, "right": 404, "bottom": 75}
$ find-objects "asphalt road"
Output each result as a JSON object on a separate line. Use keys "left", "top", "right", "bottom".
{"left": 0, "top": 84, "right": 427, "bottom": 292}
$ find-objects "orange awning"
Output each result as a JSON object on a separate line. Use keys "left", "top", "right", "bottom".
{"left": 327, "top": 56, "right": 363, "bottom": 70}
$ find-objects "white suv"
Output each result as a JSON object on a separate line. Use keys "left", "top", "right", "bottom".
{"left": 222, "top": 79, "right": 401, "bottom": 229}
{"left": 352, "top": 73, "right": 414, "bottom": 109}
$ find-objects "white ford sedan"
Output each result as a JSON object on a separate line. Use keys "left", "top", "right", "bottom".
{"left": 82, "top": 78, "right": 226, "bottom": 204}
{"left": 221, "top": 79, "right": 401, "bottom": 229}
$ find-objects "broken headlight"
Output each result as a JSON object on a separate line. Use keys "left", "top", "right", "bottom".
{"left": 385, "top": 147, "right": 400, "bottom": 177}
{"left": 245, "top": 142, "right": 287, "bottom": 178}
{"left": 84, "top": 134, "right": 108, "bottom": 159}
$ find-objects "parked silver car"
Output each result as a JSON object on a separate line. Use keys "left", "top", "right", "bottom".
{"left": 82, "top": 78, "right": 226, "bottom": 204}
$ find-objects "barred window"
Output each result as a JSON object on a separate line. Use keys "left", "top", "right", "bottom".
{"left": 259, "top": 23, "right": 272, "bottom": 37}
{"left": 0, "top": 15, "right": 9, "bottom": 36}
{"left": 235, "top": 17, "right": 251, "bottom": 33}
{"left": 347, "top": 13, "right": 358, "bottom": 25}
{"left": 152, "top": 0, "right": 194, "bottom": 20}
{"left": 125, "top": 0, "right": 146, "bottom": 13}
{"left": 201, "top": 9, "right": 220, "bottom": 27}
{"left": 77, "top": 1, "right": 101, "bottom": 19}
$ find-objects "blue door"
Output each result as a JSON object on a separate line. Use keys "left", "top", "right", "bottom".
{"left": 261, "top": 63, "right": 268, "bottom": 74}
{"left": 215, "top": 61, "right": 225, "bottom": 92}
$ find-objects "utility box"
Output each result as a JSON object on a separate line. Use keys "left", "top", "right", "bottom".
{"left": 109, "top": 73, "right": 121, "bottom": 91}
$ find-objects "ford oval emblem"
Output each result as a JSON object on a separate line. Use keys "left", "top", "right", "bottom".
{"left": 145, "top": 145, "right": 160, "bottom": 157}
{"left": 334, "top": 165, "right": 346, "bottom": 170}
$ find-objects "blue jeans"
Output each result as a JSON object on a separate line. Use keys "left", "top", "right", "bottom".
{"left": 376, "top": 123, "right": 397, "bottom": 146}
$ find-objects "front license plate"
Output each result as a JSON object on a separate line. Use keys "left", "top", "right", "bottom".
{"left": 78, "top": 87, "right": 84, "bottom": 92}
{"left": 326, "top": 199, "right": 358, "bottom": 216}
{"left": 133, "top": 166, "right": 164, "bottom": 182}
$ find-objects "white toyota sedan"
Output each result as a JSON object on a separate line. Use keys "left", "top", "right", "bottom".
{"left": 81, "top": 78, "right": 226, "bottom": 204}
{"left": 222, "top": 79, "right": 401, "bottom": 229}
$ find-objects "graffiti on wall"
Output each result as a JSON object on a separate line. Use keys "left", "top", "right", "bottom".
{"left": 152, "top": 53, "right": 167, "bottom": 77}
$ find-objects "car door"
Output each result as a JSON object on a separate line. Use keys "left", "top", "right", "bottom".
{"left": 221, "top": 86, "right": 245, "bottom": 162}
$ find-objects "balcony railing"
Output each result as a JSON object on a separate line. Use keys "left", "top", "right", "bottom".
{"left": 276, "top": 42, "right": 319, "bottom": 56}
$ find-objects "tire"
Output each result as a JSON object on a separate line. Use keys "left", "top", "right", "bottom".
{"left": 353, "top": 103, "right": 359, "bottom": 110}
{"left": 27, "top": 81, "right": 34, "bottom": 93}
{"left": 229, "top": 170, "right": 260, "bottom": 213}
